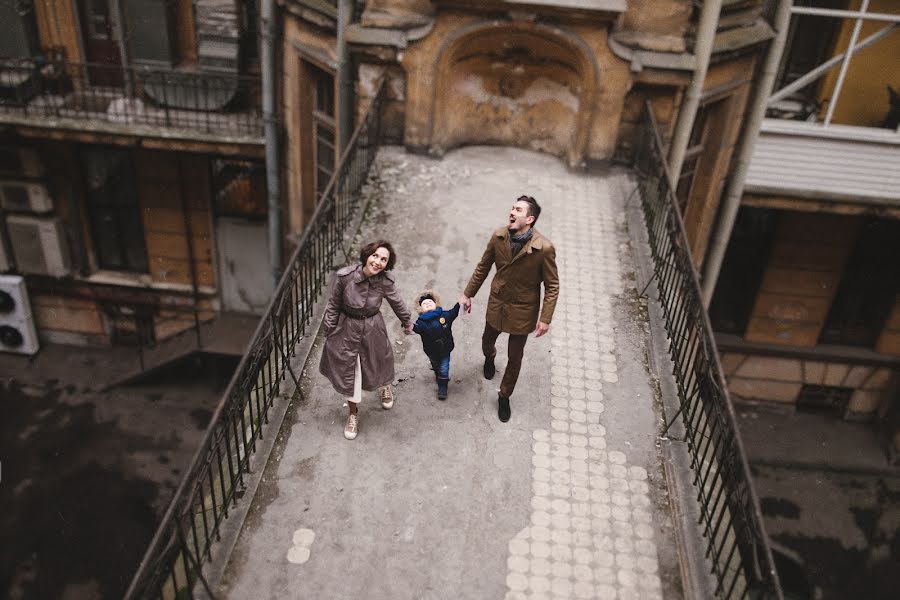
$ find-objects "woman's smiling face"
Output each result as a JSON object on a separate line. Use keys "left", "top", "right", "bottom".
{"left": 363, "top": 246, "right": 390, "bottom": 276}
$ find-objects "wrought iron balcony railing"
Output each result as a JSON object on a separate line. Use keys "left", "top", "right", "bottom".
{"left": 0, "top": 58, "right": 263, "bottom": 140}
{"left": 122, "top": 79, "right": 384, "bottom": 600}
{"left": 633, "top": 101, "right": 783, "bottom": 599}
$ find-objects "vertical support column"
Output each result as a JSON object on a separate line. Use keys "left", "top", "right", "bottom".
{"left": 261, "top": 0, "right": 282, "bottom": 286}
{"left": 668, "top": 0, "right": 723, "bottom": 186}
{"left": 701, "top": 0, "right": 793, "bottom": 305}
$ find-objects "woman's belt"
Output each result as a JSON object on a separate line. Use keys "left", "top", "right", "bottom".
{"left": 342, "top": 307, "right": 379, "bottom": 319}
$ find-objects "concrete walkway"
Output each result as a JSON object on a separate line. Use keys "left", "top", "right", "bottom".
{"left": 216, "top": 147, "right": 688, "bottom": 599}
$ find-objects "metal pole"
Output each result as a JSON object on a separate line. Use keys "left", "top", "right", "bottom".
{"left": 823, "top": 0, "right": 870, "bottom": 127}
{"left": 336, "top": 0, "right": 354, "bottom": 153}
{"left": 700, "top": 0, "right": 793, "bottom": 306}
{"left": 261, "top": 0, "right": 282, "bottom": 287}
{"left": 791, "top": 6, "right": 900, "bottom": 23}
{"left": 667, "top": 0, "right": 723, "bottom": 186}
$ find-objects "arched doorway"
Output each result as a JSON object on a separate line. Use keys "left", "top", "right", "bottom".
{"left": 430, "top": 21, "right": 599, "bottom": 167}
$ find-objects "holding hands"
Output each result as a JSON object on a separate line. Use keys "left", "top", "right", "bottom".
{"left": 458, "top": 294, "right": 473, "bottom": 314}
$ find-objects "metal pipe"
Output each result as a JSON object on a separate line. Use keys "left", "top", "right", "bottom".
{"left": 768, "top": 23, "right": 897, "bottom": 105}
{"left": 791, "top": 6, "right": 900, "bottom": 23}
{"left": 700, "top": 0, "right": 793, "bottom": 306}
{"left": 261, "top": 0, "right": 282, "bottom": 287}
{"left": 667, "top": 0, "right": 723, "bottom": 186}
{"left": 336, "top": 0, "right": 354, "bottom": 153}
{"left": 824, "top": 0, "right": 870, "bottom": 126}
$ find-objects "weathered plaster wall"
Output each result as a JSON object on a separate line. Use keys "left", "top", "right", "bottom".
{"left": 401, "top": 12, "right": 630, "bottom": 166}
{"left": 618, "top": 0, "right": 692, "bottom": 52}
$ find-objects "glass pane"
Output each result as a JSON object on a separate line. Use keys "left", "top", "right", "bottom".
{"left": 91, "top": 207, "right": 124, "bottom": 269}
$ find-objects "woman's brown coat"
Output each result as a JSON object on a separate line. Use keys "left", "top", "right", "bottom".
{"left": 464, "top": 226, "right": 559, "bottom": 335}
{"left": 319, "top": 264, "right": 412, "bottom": 397}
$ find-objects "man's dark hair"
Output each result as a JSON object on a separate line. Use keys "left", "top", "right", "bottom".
{"left": 517, "top": 195, "right": 541, "bottom": 224}
{"left": 359, "top": 240, "right": 397, "bottom": 271}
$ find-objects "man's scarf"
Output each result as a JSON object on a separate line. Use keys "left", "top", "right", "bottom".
{"left": 509, "top": 227, "right": 534, "bottom": 256}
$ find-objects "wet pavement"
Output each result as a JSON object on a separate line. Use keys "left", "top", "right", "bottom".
{"left": 738, "top": 407, "right": 900, "bottom": 599}
{"left": 0, "top": 353, "right": 238, "bottom": 599}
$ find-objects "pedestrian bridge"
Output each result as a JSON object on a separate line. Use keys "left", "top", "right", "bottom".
{"left": 124, "top": 89, "right": 782, "bottom": 600}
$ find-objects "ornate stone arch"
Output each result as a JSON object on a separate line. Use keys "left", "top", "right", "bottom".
{"left": 429, "top": 20, "right": 600, "bottom": 167}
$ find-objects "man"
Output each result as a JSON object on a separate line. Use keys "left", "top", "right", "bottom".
{"left": 459, "top": 195, "right": 559, "bottom": 422}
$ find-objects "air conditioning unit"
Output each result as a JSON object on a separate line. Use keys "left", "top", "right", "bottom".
{"left": 6, "top": 215, "right": 71, "bottom": 277}
{"left": 0, "top": 274, "right": 39, "bottom": 355}
{"left": 0, "top": 180, "right": 53, "bottom": 213}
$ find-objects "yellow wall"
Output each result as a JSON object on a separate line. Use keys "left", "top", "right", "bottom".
{"left": 819, "top": 0, "right": 900, "bottom": 127}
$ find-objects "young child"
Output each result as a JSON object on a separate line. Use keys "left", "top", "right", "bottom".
{"left": 412, "top": 290, "right": 460, "bottom": 400}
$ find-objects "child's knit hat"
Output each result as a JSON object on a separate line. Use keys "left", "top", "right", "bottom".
{"left": 414, "top": 289, "right": 442, "bottom": 314}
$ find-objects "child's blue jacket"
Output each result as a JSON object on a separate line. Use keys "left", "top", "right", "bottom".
{"left": 413, "top": 303, "right": 460, "bottom": 358}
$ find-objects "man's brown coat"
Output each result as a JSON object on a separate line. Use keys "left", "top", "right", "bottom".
{"left": 464, "top": 226, "right": 559, "bottom": 335}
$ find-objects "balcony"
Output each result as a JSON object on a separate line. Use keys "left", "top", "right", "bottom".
{"left": 0, "top": 58, "right": 263, "bottom": 144}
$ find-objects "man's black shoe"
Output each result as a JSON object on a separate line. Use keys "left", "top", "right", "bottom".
{"left": 498, "top": 395, "right": 511, "bottom": 422}
{"left": 483, "top": 358, "right": 496, "bottom": 380}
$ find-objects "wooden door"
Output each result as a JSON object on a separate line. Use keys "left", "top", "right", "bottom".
{"left": 78, "top": 0, "right": 123, "bottom": 86}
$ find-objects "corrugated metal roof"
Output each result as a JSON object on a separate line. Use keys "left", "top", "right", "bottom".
{"left": 745, "top": 119, "right": 900, "bottom": 206}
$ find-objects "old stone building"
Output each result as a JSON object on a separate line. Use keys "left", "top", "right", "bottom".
{"left": 278, "top": 0, "right": 773, "bottom": 235}
{"left": 0, "top": 1, "right": 267, "bottom": 362}
{"left": 275, "top": 0, "right": 899, "bottom": 448}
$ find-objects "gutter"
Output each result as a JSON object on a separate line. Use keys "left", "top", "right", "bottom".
{"left": 701, "top": 0, "right": 792, "bottom": 305}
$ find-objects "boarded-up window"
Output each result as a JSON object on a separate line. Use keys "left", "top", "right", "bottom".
{"left": 82, "top": 147, "right": 148, "bottom": 272}
{"left": 820, "top": 218, "right": 900, "bottom": 347}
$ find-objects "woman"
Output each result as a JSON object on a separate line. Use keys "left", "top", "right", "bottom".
{"left": 319, "top": 240, "right": 413, "bottom": 440}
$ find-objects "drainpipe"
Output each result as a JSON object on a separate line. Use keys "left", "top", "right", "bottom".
{"left": 701, "top": 0, "right": 792, "bottom": 306}
{"left": 261, "top": 0, "right": 282, "bottom": 286}
{"left": 667, "top": 0, "right": 723, "bottom": 185}
{"left": 336, "top": 0, "right": 354, "bottom": 153}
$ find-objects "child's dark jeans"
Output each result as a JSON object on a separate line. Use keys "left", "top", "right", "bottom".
{"left": 429, "top": 354, "right": 451, "bottom": 379}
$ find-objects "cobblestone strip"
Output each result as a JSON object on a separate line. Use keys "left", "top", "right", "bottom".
{"left": 504, "top": 178, "right": 663, "bottom": 599}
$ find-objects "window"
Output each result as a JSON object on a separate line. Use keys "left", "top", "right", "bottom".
{"left": 310, "top": 64, "right": 336, "bottom": 201}
{"left": 122, "top": 0, "right": 176, "bottom": 66}
{"left": 0, "top": 1, "right": 38, "bottom": 58}
{"left": 796, "top": 384, "right": 852, "bottom": 417}
{"left": 213, "top": 159, "right": 267, "bottom": 219}
{"left": 819, "top": 218, "right": 900, "bottom": 347}
{"left": 82, "top": 148, "right": 148, "bottom": 272}
{"left": 709, "top": 207, "right": 779, "bottom": 335}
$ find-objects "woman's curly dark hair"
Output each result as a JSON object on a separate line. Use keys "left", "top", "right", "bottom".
{"left": 358, "top": 240, "right": 397, "bottom": 271}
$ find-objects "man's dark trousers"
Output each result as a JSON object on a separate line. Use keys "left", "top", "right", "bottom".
{"left": 482, "top": 322, "right": 528, "bottom": 398}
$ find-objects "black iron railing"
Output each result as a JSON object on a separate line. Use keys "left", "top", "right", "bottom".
{"left": 633, "top": 102, "right": 783, "bottom": 600}
{"left": 123, "top": 80, "right": 384, "bottom": 600}
{"left": 0, "top": 57, "right": 262, "bottom": 138}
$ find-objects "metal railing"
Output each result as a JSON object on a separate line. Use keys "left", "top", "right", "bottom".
{"left": 123, "top": 80, "right": 385, "bottom": 600}
{"left": 0, "top": 57, "right": 262, "bottom": 138}
{"left": 632, "top": 102, "right": 783, "bottom": 600}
